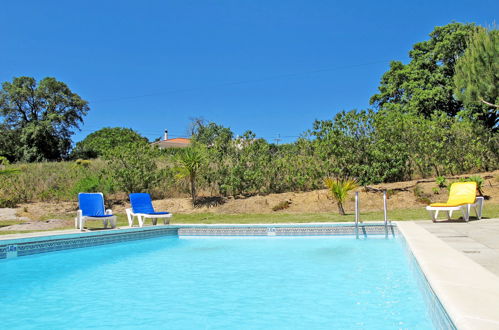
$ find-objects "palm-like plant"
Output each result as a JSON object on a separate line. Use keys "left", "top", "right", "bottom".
{"left": 175, "top": 147, "right": 205, "bottom": 204}
{"left": 324, "top": 177, "right": 358, "bottom": 215}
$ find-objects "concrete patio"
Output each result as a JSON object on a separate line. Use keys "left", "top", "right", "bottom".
{"left": 417, "top": 218, "right": 499, "bottom": 277}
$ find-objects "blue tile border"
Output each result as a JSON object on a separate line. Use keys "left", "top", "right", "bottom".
{"left": 0, "top": 226, "right": 177, "bottom": 259}
{"left": 178, "top": 224, "right": 397, "bottom": 237}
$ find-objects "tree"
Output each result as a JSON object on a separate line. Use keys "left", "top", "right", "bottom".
{"left": 324, "top": 177, "right": 358, "bottom": 215}
{"left": 175, "top": 146, "right": 205, "bottom": 204}
{"left": 370, "top": 23, "right": 477, "bottom": 118}
{"left": 0, "top": 77, "right": 89, "bottom": 161}
{"left": 104, "top": 142, "right": 162, "bottom": 194}
{"left": 454, "top": 26, "right": 498, "bottom": 130}
{"left": 311, "top": 110, "right": 409, "bottom": 185}
{"left": 72, "top": 127, "right": 148, "bottom": 159}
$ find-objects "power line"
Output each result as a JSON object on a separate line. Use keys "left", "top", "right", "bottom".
{"left": 90, "top": 60, "right": 390, "bottom": 104}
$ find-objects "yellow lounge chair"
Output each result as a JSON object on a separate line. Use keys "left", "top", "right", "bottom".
{"left": 426, "top": 182, "right": 484, "bottom": 222}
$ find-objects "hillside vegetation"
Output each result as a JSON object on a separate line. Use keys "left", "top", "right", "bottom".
{"left": 1, "top": 22, "right": 498, "bottom": 209}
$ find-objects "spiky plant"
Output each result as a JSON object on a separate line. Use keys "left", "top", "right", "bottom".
{"left": 175, "top": 147, "right": 205, "bottom": 204}
{"left": 324, "top": 177, "right": 358, "bottom": 215}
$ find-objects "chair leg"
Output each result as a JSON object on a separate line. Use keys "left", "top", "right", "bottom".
{"left": 138, "top": 215, "right": 144, "bottom": 228}
{"left": 75, "top": 217, "right": 79, "bottom": 229}
{"left": 462, "top": 205, "right": 470, "bottom": 222}
{"left": 446, "top": 211, "right": 451, "bottom": 220}
{"left": 80, "top": 218, "right": 85, "bottom": 231}
{"left": 103, "top": 219, "right": 108, "bottom": 229}
{"left": 476, "top": 199, "right": 483, "bottom": 220}
{"left": 126, "top": 209, "right": 134, "bottom": 227}
{"left": 152, "top": 218, "right": 157, "bottom": 226}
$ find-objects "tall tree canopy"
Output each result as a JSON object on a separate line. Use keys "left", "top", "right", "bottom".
{"left": 370, "top": 23, "right": 477, "bottom": 118}
{"left": 72, "top": 127, "right": 148, "bottom": 159}
{"left": 454, "top": 26, "right": 498, "bottom": 130}
{"left": 0, "top": 77, "right": 89, "bottom": 161}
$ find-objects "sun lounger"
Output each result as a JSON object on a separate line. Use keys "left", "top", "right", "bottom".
{"left": 126, "top": 193, "right": 172, "bottom": 227}
{"left": 426, "top": 182, "right": 483, "bottom": 222}
{"left": 76, "top": 193, "right": 117, "bottom": 230}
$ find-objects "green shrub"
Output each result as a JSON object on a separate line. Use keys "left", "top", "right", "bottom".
{"left": 72, "top": 176, "right": 100, "bottom": 194}
{"left": 104, "top": 142, "right": 163, "bottom": 194}
{"left": 435, "top": 176, "right": 447, "bottom": 188}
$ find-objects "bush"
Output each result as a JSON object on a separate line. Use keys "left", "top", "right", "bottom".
{"left": 435, "top": 176, "right": 447, "bottom": 188}
{"left": 104, "top": 142, "right": 164, "bottom": 194}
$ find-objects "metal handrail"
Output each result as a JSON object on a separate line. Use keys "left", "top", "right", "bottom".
{"left": 383, "top": 190, "right": 388, "bottom": 237}
{"left": 355, "top": 192, "right": 359, "bottom": 239}
{"left": 355, "top": 190, "right": 391, "bottom": 239}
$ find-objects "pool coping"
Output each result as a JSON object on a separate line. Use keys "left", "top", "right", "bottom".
{"left": 397, "top": 221, "right": 499, "bottom": 330}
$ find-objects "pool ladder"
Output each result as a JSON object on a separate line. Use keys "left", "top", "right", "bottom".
{"left": 354, "top": 190, "right": 391, "bottom": 239}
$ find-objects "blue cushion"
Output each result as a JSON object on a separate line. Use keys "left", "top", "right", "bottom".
{"left": 130, "top": 193, "right": 155, "bottom": 214}
{"left": 79, "top": 193, "right": 105, "bottom": 217}
{"left": 86, "top": 215, "right": 114, "bottom": 218}
{"left": 147, "top": 211, "right": 170, "bottom": 215}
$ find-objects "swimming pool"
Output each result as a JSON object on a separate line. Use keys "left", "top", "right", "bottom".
{"left": 0, "top": 230, "right": 446, "bottom": 329}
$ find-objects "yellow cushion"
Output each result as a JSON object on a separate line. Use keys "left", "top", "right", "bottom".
{"left": 429, "top": 202, "right": 467, "bottom": 207}
{"left": 429, "top": 182, "right": 476, "bottom": 207}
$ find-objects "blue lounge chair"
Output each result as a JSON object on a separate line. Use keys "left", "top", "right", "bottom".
{"left": 126, "top": 193, "right": 172, "bottom": 227}
{"left": 76, "top": 193, "right": 117, "bottom": 231}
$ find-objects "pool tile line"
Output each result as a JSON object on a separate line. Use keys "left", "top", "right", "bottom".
{"left": 0, "top": 223, "right": 396, "bottom": 259}
{"left": 0, "top": 227, "right": 178, "bottom": 259}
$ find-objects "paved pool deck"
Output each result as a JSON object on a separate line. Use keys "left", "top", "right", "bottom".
{"left": 416, "top": 218, "right": 499, "bottom": 277}
{"left": 399, "top": 219, "right": 499, "bottom": 329}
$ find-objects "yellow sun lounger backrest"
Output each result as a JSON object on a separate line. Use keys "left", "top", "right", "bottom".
{"left": 429, "top": 182, "right": 477, "bottom": 207}
{"left": 446, "top": 182, "right": 477, "bottom": 206}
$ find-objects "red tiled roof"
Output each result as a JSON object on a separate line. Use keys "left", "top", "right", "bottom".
{"left": 151, "top": 137, "right": 191, "bottom": 149}
{"left": 165, "top": 138, "right": 191, "bottom": 143}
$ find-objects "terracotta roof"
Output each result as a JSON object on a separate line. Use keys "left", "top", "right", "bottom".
{"left": 151, "top": 138, "right": 191, "bottom": 149}
{"left": 165, "top": 138, "right": 191, "bottom": 143}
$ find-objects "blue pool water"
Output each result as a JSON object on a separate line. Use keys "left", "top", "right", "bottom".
{"left": 0, "top": 236, "right": 434, "bottom": 329}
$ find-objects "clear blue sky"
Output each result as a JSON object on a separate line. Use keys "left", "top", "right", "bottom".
{"left": 1, "top": 1, "right": 497, "bottom": 144}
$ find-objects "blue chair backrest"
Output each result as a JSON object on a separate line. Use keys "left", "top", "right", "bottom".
{"left": 130, "top": 193, "right": 155, "bottom": 214}
{"left": 78, "top": 193, "right": 105, "bottom": 216}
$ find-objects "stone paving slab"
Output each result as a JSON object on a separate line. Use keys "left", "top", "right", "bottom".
{"left": 417, "top": 218, "right": 499, "bottom": 277}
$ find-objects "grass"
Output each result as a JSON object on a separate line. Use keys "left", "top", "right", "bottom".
{"left": 1, "top": 203, "right": 497, "bottom": 235}
{"left": 170, "top": 203, "right": 499, "bottom": 224}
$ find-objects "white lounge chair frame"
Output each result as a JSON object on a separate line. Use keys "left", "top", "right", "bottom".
{"left": 75, "top": 193, "right": 117, "bottom": 231}
{"left": 125, "top": 208, "right": 172, "bottom": 228}
{"left": 75, "top": 209, "right": 117, "bottom": 231}
{"left": 426, "top": 196, "right": 484, "bottom": 222}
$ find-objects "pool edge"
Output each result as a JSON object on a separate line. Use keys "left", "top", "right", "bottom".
{"left": 397, "top": 221, "right": 499, "bottom": 330}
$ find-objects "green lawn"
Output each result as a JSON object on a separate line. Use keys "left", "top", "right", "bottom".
{"left": 1, "top": 203, "right": 497, "bottom": 235}
{"left": 169, "top": 203, "right": 498, "bottom": 224}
